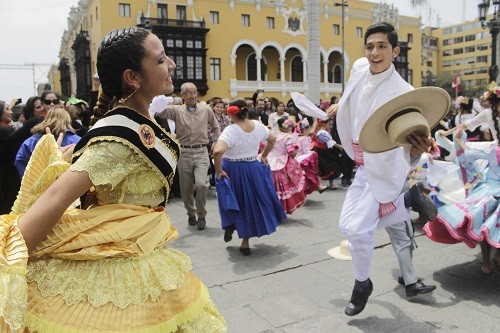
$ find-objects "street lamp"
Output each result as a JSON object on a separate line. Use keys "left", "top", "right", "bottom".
{"left": 478, "top": 0, "right": 500, "bottom": 83}
{"left": 335, "top": 1, "right": 348, "bottom": 95}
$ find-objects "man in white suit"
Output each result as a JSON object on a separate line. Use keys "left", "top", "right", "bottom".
{"left": 329, "top": 22, "right": 437, "bottom": 316}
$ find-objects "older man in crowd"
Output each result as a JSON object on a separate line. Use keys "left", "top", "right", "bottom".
{"left": 157, "top": 82, "right": 220, "bottom": 230}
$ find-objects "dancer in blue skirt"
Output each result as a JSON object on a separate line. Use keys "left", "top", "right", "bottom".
{"left": 213, "top": 98, "right": 287, "bottom": 255}
{"left": 424, "top": 127, "right": 500, "bottom": 274}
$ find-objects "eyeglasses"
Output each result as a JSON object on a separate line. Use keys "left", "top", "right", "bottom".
{"left": 182, "top": 91, "right": 198, "bottom": 97}
{"left": 44, "top": 99, "right": 59, "bottom": 105}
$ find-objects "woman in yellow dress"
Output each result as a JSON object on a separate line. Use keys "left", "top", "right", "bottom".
{"left": 0, "top": 27, "right": 226, "bottom": 332}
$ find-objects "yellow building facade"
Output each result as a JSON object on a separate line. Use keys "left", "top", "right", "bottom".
{"left": 56, "top": 0, "right": 422, "bottom": 103}
{"left": 433, "top": 16, "right": 493, "bottom": 96}
{"left": 420, "top": 26, "right": 439, "bottom": 87}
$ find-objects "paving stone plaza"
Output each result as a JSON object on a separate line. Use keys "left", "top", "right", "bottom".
{"left": 168, "top": 187, "right": 500, "bottom": 333}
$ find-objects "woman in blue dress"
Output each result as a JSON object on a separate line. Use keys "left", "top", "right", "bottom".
{"left": 424, "top": 127, "right": 500, "bottom": 273}
{"left": 212, "top": 98, "right": 287, "bottom": 255}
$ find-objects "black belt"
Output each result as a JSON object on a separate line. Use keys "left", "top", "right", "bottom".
{"left": 181, "top": 144, "right": 207, "bottom": 149}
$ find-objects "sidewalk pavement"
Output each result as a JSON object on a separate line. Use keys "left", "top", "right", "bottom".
{"left": 167, "top": 186, "right": 500, "bottom": 333}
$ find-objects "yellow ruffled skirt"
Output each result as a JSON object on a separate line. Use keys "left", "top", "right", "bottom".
{"left": 0, "top": 135, "right": 226, "bottom": 332}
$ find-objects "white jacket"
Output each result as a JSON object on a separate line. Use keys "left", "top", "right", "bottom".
{"left": 337, "top": 57, "right": 414, "bottom": 203}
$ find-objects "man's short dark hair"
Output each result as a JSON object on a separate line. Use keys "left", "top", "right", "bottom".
{"left": 364, "top": 22, "right": 398, "bottom": 49}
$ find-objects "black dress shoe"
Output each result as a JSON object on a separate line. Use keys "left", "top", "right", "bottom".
{"left": 405, "top": 281, "right": 436, "bottom": 297}
{"left": 188, "top": 216, "right": 197, "bottom": 226}
{"left": 224, "top": 227, "right": 234, "bottom": 242}
{"left": 397, "top": 276, "right": 426, "bottom": 286}
{"left": 345, "top": 279, "right": 373, "bottom": 316}
{"left": 407, "top": 182, "right": 437, "bottom": 222}
{"left": 197, "top": 217, "right": 206, "bottom": 230}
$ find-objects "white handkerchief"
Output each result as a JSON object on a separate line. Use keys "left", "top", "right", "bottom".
{"left": 291, "top": 92, "right": 329, "bottom": 120}
{"left": 149, "top": 95, "right": 173, "bottom": 116}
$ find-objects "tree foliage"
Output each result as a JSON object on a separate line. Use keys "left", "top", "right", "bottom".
{"left": 409, "top": 0, "right": 428, "bottom": 8}
{"left": 434, "top": 72, "right": 454, "bottom": 96}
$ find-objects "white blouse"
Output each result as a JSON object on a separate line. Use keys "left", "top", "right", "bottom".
{"left": 219, "top": 120, "right": 270, "bottom": 159}
{"left": 464, "top": 108, "right": 498, "bottom": 142}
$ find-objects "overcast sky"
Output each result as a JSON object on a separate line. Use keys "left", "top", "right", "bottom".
{"left": 0, "top": 0, "right": 481, "bottom": 103}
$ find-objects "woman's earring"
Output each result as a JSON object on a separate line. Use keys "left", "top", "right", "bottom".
{"left": 118, "top": 88, "right": 139, "bottom": 105}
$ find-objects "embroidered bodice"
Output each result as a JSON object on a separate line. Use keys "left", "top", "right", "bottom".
{"left": 71, "top": 141, "right": 165, "bottom": 206}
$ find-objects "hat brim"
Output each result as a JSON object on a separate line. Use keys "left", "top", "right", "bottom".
{"left": 359, "top": 87, "right": 451, "bottom": 153}
{"left": 327, "top": 246, "right": 352, "bottom": 261}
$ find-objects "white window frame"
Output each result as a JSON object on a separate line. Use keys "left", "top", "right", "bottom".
{"left": 119, "top": 3, "right": 131, "bottom": 18}
{"left": 241, "top": 14, "right": 250, "bottom": 27}
{"left": 210, "top": 58, "right": 221, "bottom": 80}
{"left": 210, "top": 11, "right": 219, "bottom": 24}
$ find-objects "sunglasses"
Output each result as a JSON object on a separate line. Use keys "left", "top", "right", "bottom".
{"left": 44, "top": 99, "right": 59, "bottom": 105}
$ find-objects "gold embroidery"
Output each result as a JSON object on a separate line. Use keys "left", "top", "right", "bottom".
{"left": 71, "top": 137, "right": 173, "bottom": 192}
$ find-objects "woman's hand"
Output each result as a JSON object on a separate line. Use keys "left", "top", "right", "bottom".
{"left": 260, "top": 156, "right": 268, "bottom": 165}
{"left": 46, "top": 127, "right": 76, "bottom": 162}
{"left": 216, "top": 170, "right": 228, "bottom": 180}
{"left": 60, "top": 144, "right": 76, "bottom": 162}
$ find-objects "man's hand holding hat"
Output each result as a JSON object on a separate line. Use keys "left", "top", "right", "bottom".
{"left": 407, "top": 132, "right": 432, "bottom": 159}
{"left": 359, "top": 87, "right": 451, "bottom": 154}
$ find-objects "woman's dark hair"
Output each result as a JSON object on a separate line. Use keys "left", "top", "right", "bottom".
{"left": 486, "top": 94, "right": 500, "bottom": 142}
{"left": 228, "top": 98, "right": 249, "bottom": 120}
{"left": 277, "top": 116, "right": 292, "bottom": 130}
{"left": 275, "top": 101, "right": 285, "bottom": 108}
{"left": 0, "top": 100, "right": 4, "bottom": 118}
{"left": 364, "top": 22, "right": 398, "bottom": 48}
{"left": 459, "top": 97, "right": 473, "bottom": 113}
{"left": 94, "top": 27, "right": 151, "bottom": 122}
{"left": 321, "top": 118, "right": 334, "bottom": 126}
{"left": 247, "top": 108, "right": 259, "bottom": 120}
{"left": 211, "top": 99, "right": 224, "bottom": 109}
{"left": 209, "top": 97, "right": 222, "bottom": 107}
{"left": 40, "top": 91, "right": 59, "bottom": 101}
{"left": 23, "top": 96, "right": 42, "bottom": 120}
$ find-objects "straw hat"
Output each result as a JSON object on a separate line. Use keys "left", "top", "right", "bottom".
{"left": 327, "top": 240, "right": 352, "bottom": 261}
{"left": 359, "top": 87, "right": 451, "bottom": 153}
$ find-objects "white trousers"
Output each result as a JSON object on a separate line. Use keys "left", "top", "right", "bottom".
{"left": 339, "top": 166, "right": 410, "bottom": 281}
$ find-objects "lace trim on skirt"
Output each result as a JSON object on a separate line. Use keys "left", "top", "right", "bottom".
{"left": 27, "top": 247, "right": 192, "bottom": 308}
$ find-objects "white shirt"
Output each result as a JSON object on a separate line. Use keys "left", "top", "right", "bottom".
{"left": 268, "top": 112, "right": 290, "bottom": 132}
{"left": 464, "top": 107, "right": 498, "bottom": 142}
{"left": 219, "top": 120, "right": 270, "bottom": 159}
{"left": 337, "top": 58, "right": 414, "bottom": 203}
{"left": 350, "top": 66, "right": 394, "bottom": 141}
